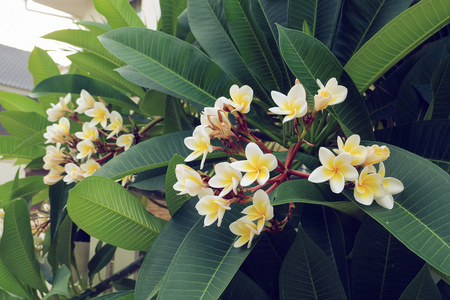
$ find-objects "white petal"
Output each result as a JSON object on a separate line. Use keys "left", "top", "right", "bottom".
{"left": 329, "top": 172, "right": 345, "bottom": 193}
{"left": 375, "top": 193, "right": 394, "bottom": 209}
{"left": 383, "top": 177, "right": 404, "bottom": 195}
{"left": 308, "top": 166, "right": 334, "bottom": 183}
{"left": 318, "top": 147, "right": 335, "bottom": 170}
{"left": 240, "top": 171, "right": 258, "bottom": 186}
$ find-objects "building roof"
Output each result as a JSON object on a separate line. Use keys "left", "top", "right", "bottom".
{"left": 0, "top": 44, "right": 34, "bottom": 92}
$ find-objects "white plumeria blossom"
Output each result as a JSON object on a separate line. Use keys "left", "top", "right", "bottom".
{"left": 241, "top": 189, "right": 274, "bottom": 233}
{"left": 225, "top": 84, "right": 253, "bottom": 114}
{"left": 184, "top": 126, "right": 213, "bottom": 170}
{"left": 314, "top": 78, "right": 347, "bottom": 111}
{"left": 269, "top": 83, "right": 308, "bottom": 123}
{"left": 334, "top": 135, "right": 368, "bottom": 166}
{"left": 43, "top": 143, "right": 67, "bottom": 170}
{"left": 43, "top": 165, "right": 65, "bottom": 185}
{"left": 46, "top": 93, "right": 71, "bottom": 122}
{"left": 117, "top": 134, "right": 134, "bottom": 151}
{"left": 200, "top": 97, "right": 232, "bottom": 139}
{"left": 208, "top": 162, "right": 242, "bottom": 197}
{"left": 362, "top": 145, "right": 390, "bottom": 166}
{"left": 85, "top": 102, "right": 110, "bottom": 128}
{"left": 354, "top": 167, "right": 386, "bottom": 206}
{"left": 229, "top": 217, "right": 259, "bottom": 248}
{"left": 75, "top": 89, "right": 96, "bottom": 114}
{"left": 230, "top": 142, "right": 277, "bottom": 186}
{"left": 195, "top": 188, "right": 231, "bottom": 227}
{"left": 43, "top": 117, "right": 71, "bottom": 144}
{"left": 173, "top": 164, "right": 205, "bottom": 197}
{"left": 375, "top": 162, "right": 404, "bottom": 209}
{"left": 105, "top": 111, "right": 124, "bottom": 138}
{"left": 80, "top": 159, "right": 101, "bottom": 177}
{"left": 308, "top": 147, "right": 358, "bottom": 193}
{"left": 76, "top": 139, "right": 97, "bottom": 160}
{"left": 75, "top": 122, "right": 99, "bottom": 141}
{"left": 63, "top": 163, "right": 85, "bottom": 184}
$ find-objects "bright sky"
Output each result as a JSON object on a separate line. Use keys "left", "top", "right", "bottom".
{"left": 0, "top": 0, "right": 80, "bottom": 66}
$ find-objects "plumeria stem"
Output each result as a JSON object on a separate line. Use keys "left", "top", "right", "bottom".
{"left": 95, "top": 152, "right": 114, "bottom": 164}
{"left": 287, "top": 169, "right": 310, "bottom": 179}
{"left": 138, "top": 117, "right": 164, "bottom": 136}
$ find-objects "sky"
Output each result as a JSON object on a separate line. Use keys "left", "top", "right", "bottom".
{"left": 0, "top": 0, "right": 80, "bottom": 66}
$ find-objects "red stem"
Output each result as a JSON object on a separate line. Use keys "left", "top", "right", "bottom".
{"left": 288, "top": 169, "right": 310, "bottom": 179}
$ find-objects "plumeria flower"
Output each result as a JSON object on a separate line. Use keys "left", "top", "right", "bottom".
{"left": 195, "top": 188, "right": 231, "bottom": 227}
{"left": 230, "top": 142, "right": 277, "bottom": 186}
{"left": 375, "top": 162, "right": 404, "bottom": 209}
{"left": 362, "top": 145, "right": 390, "bottom": 166}
{"left": 184, "top": 126, "right": 213, "bottom": 170}
{"left": 46, "top": 93, "right": 71, "bottom": 122}
{"left": 80, "top": 159, "right": 101, "bottom": 177}
{"left": 75, "top": 122, "right": 99, "bottom": 141}
{"left": 308, "top": 147, "right": 358, "bottom": 193}
{"left": 75, "top": 90, "right": 96, "bottom": 114}
{"left": 105, "top": 111, "right": 125, "bottom": 139}
{"left": 269, "top": 83, "right": 308, "bottom": 123}
{"left": 63, "top": 163, "right": 85, "bottom": 184}
{"left": 43, "top": 165, "right": 65, "bottom": 185}
{"left": 116, "top": 134, "right": 134, "bottom": 151}
{"left": 76, "top": 139, "right": 97, "bottom": 160}
{"left": 173, "top": 164, "right": 205, "bottom": 197}
{"left": 334, "top": 135, "right": 368, "bottom": 166}
{"left": 225, "top": 84, "right": 253, "bottom": 114}
{"left": 43, "top": 117, "right": 71, "bottom": 144}
{"left": 208, "top": 162, "right": 242, "bottom": 197}
{"left": 354, "top": 167, "right": 386, "bottom": 206}
{"left": 241, "top": 190, "right": 274, "bottom": 233}
{"left": 118, "top": 174, "right": 134, "bottom": 187}
{"left": 34, "top": 233, "right": 46, "bottom": 251}
{"left": 85, "top": 102, "right": 110, "bottom": 128}
{"left": 229, "top": 217, "right": 259, "bottom": 248}
{"left": 314, "top": 78, "right": 347, "bottom": 111}
{"left": 43, "top": 143, "right": 67, "bottom": 170}
{"left": 200, "top": 98, "right": 232, "bottom": 139}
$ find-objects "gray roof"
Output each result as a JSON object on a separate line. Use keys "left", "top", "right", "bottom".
{"left": 0, "top": 44, "right": 34, "bottom": 91}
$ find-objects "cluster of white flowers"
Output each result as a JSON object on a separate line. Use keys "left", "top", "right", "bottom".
{"left": 43, "top": 90, "right": 135, "bottom": 186}
{"left": 308, "top": 134, "right": 404, "bottom": 209}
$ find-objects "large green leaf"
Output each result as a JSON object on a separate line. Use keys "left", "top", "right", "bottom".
{"left": 277, "top": 25, "right": 374, "bottom": 139}
{"left": 220, "top": 271, "right": 271, "bottom": 300}
{"left": 165, "top": 155, "right": 191, "bottom": 216}
{"left": 374, "top": 120, "right": 450, "bottom": 173}
{"left": 0, "top": 176, "right": 46, "bottom": 207}
{"left": 99, "top": 27, "right": 234, "bottom": 108}
{"left": 160, "top": 0, "right": 187, "bottom": 35}
{"left": 139, "top": 90, "right": 167, "bottom": 117}
{"left": 77, "top": 20, "right": 112, "bottom": 35}
{"left": 344, "top": 0, "right": 450, "bottom": 93}
{"left": 0, "top": 92, "right": 44, "bottom": 115}
{"left": 47, "top": 216, "right": 73, "bottom": 273}
{"left": 399, "top": 264, "right": 442, "bottom": 300}
{"left": 332, "top": 0, "right": 412, "bottom": 64}
{"left": 431, "top": 54, "right": 450, "bottom": 120}
{"left": 42, "top": 265, "right": 71, "bottom": 300}
{"left": 88, "top": 244, "right": 116, "bottom": 284}
{"left": 224, "top": 0, "right": 282, "bottom": 91}
{"left": 288, "top": 0, "right": 342, "bottom": 48}
{"left": 135, "top": 198, "right": 201, "bottom": 300}
{"left": 30, "top": 74, "right": 139, "bottom": 112}
{"left": 0, "top": 200, "right": 47, "bottom": 292}
{"left": 67, "top": 176, "right": 166, "bottom": 251}
{"left": 272, "top": 180, "right": 365, "bottom": 220}
{"left": 0, "top": 135, "right": 45, "bottom": 160}
{"left": 350, "top": 217, "right": 424, "bottom": 299}
{"left": 49, "top": 181, "right": 74, "bottom": 241}
{"left": 0, "top": 257, "right": 29, "bottom": 299}
{"left": 157, "top": 203, "right": 254, "bottom": 300}
{"left": 93, "top": 0, "right": 146, "bottom": 29}
{"left": 344, "top": 143, "right": 450, "bottom": 276}
{"left": 279, "top": 223, "right": 347, "bottom": 300}
{"left": 0, "top": 111, "right": 49, "bottom": 140}
{"left": 163, "top": 97, "right": 193, "bottom": 134}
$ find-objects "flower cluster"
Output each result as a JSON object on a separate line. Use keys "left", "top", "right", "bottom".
{"left": 43, "top": 90, "right": 135, "bottom": 186}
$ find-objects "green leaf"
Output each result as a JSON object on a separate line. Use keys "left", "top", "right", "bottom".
{"left": 0, "top": 111, "right": 49, "bottom": 140}
{"left": 350, "top": 216, "right": 424, "bottom": 299}
{"left": 13, "top": 128, "right": 47, "bottom": 153}
{"left": 0, "top": 200, "right": 47, "bottom": 292}
{"left": 220, "top": 271, "right": 271, "bottom": 300}
{"left": 332, "top": 0, "right": 413, "bottom": 64}
{"left": 7, "top": 176, "right": 48, "bottom": 206}
{"left": 272, "top": 180, "right": 365, "bottom": 220}
{"left": 431, "top": 54, "right": 450, "bottom": 120}
{"left": 77, "top": 20, "right": 112, "bottom": 35}
{"left": 374, "top": 120, "right": 450, "bottom": 173}
{"left": 92, "top": 290, "right": 134, "bottom": 300}
{"left": 161, "top": 0, "right": 187, "bottom": 35}
{"left": 0, "top": 135, "right": 45, "bottom": 161}
{"left": 0, "top": 92, "right": 44, "bottom": 115}
{"left": 88, "top": 244, "right": 116, "bottom": 283}
{"left": 288, "top": 0, "right": 342, "bottom": 48}
{"left": 93, "top": 0, "right": 145, "bottom": 29}
{"left": 277, "top": 25, "right": 374, "bottom": 139}
{"left": 68, "top": 52, "right": 145, "bottom": 99}
{"left": 344, "top": 0, "right": 450, "bottom": 93}
{"left": 42, "top": 265, "right": 71, "bottom": 300}
{"left": 135, "top": 198, "right": 201, "bottom": 300}
{"left": 30, "top": 74, "right": 139, "bottom": 112}
{"left": 163, "top": 97, "right": 193, "bottom": 134}
{"left": 346, "top": 142, "right": 450, "bottom": 276}
{"left": 224, "top": 0, "right": 282, "bottom": 91}
{"left": 0, "top": 257, "right": 29, "bottom": 299}
{"left": 400, "top": 264, "right": 441, "bottom": 299}
{"left": 157, "top": 203, "right": 254, "bottom": 300}
{"left": 48, "top": 216, "right": 73, "bottom": 272}
{"left": 0, "top": 176, "right": 45, "bottom": 207}
{"left": 67, "top": 176, "right": 166, "bottom": 251}
{"left": 99, "top": 27, "right": 234, "bottom": 108}
{"left": 165, "top": 155, "right": 191, "bottom": 216}
{"left": 279, "top": 223, "right": 347, "bottom": 300}
{"left": 139, "top": 90, "right": 167, "bottom": 117}
{"left": 49, "top": 182, "right": 74, "bottom": 241}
